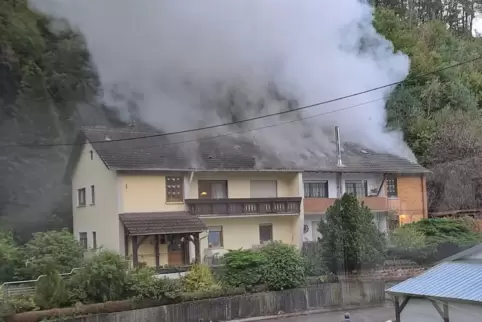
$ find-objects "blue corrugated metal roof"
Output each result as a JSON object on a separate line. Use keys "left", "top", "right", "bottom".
{"left": 387, "top": 261, "right": 482, "bottom": 302}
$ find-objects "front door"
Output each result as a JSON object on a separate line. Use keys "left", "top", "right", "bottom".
{"left": 168, "top": 235, "right": 184, "bottom": 265}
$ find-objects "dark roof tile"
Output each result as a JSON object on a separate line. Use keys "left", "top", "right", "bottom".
{"left": 79, "top": 126, "right": 428, "bottom": 173}
{"left": 119, "top": 212, "right": 207, "bottom": 235}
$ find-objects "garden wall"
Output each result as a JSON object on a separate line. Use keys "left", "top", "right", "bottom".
{"left": 59, "top": 281, "right": 389, "bottom": 322}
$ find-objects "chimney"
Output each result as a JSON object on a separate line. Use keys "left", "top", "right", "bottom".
{"left": 335, "top": 126, "right": 343, "bottom": 167}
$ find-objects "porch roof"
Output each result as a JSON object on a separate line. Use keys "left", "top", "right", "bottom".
{"left": 119, "top": 211, "right": 207, "bottom": 236}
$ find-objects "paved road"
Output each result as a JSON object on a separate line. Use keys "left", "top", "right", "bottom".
{"left": 264, "top": 304, "right": 394, "bottom": 322}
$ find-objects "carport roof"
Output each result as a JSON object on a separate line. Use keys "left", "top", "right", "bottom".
{"left": 387, "top": 261, "right": 482, "bottom": 303}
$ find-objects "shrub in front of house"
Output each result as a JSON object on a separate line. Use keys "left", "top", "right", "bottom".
{"left": 221, "top": 249, "right": 266, "bottom": 290}
{"left": 181, "top": 263, "right": 218, "bottom": 292}
{"left": 259, "top": 242, "right": 305, "bottom": 291}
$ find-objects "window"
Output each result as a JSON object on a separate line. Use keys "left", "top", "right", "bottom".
{"left": 304, "top": 181, "right": 329, "bottom": 198}
{"left": 386, "top": 175, "right": 398, "bottom": 198}
{"left": 90, "top": 185, "right": 95, "bottom": 205}
{"left": 77, "top": 188, "right": 86, "bottom": 206}
{"left": 312, "top": 221, "right": 322, "bottom": 241}
{"left": 92, "top": 232, "right": 97, "bottom": 249}
{"left": 344, "top": 180, "right": 367, "bottom": 197}
{"left": 259, "top": 224, "right": 273, "bottom": 244}
{"left": 250, "top": 180, "right": 277, "bottom": 198}
{"left": 198, "top": 180, "right": 228, "bottom": 199}
{"left": 79, "top": 232, "right": 88, "bottom": 249}
{"left": 208, "top": 226, "right": 223, "bottom": 248}
{"left": 166, "top": 176, "right": 184, "bottom": 202}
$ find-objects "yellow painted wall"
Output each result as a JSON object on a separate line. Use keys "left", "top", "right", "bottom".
{"left": 199, "top": 216, "right": 296, "bottom": 257}
{"left": 188, "top": 172, "right": 299, "bottom": 198}
{"left": 119, "top": 173, "right": 186, "bottom": 213}
{"left": 119, "top": 171, "right": 301, "bottom": 213}
{"left": 72, "top": 142, "right": 121, "bottom": 253}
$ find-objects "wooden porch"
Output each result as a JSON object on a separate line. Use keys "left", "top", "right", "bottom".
{"left": 119, "top": 211, "right": 207, "bottom": 268}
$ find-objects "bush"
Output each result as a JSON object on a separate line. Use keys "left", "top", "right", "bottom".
{"left": 259, "top": 242, "right": 305, "bottom": 291}
{"left": 126, "top": 267, "right": 181, "bottom": 301}
{"left": 34, "top": 264, "right": 68, "bottom": 310}
{"left": 20, "top": 229, "right": 84, "bottom": 279}
{"left": 390, "top": 225, "right": 426, "bottom": 248}
{"left": 181, "top": 263, "right": 217, "bottom": 292}
{"left": 0, "top": 294, "right": 37, "bottom": 318}
{"left": 408, "top": 218, "right": 481, "bottom": 247}
{"left": 68, "top": 250, "right": 128, "bottom": 304}
{"left": 222, "top": 249, "right": 266, "bottom": 290}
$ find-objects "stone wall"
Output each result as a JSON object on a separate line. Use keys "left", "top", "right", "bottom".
{"left": 60, "top": 281, "right": 389, "bottom": 322}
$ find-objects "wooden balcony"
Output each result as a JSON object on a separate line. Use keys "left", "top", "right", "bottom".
{"left": 304, "top": 196, "right": 390, "bottom": 214}
{"left": 185, "top": 197, "right": 302, "bottom": 217}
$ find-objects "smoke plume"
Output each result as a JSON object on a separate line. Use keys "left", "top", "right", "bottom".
{"left": 30, "top": 0, "right": 415, "bottom": 163}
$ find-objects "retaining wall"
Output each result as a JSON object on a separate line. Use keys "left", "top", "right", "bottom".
{"left": 61, "top": 281, "right": 389, "bottom": 322}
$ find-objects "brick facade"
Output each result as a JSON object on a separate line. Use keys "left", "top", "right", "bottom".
{"left": 391, "top": 175, "right": 428, "bottom": 224}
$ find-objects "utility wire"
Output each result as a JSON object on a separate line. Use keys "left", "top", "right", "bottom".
{"left": 69, "top": 96, "right": 388, "bottom": 155}
{"left": 2, "top": 54, "right": 482, "bottom": 148}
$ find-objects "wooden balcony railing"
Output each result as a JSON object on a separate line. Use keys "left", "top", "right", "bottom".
{"left": 185, "top": 197, "right": 302, "bottom": 216}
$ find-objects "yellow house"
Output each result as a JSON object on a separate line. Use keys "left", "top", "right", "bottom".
{"left": 66, "top": 127, "right": 304, "bottom": 267}
{"left": 66, "top": 126, "right": 428, "bottom": 268}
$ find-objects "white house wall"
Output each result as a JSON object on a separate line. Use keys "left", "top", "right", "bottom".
{"left": 302, "top": 172, "right": 385, "bottom": 198}
{"left": 302, "top": 172, "right": 386, "bottom": 242}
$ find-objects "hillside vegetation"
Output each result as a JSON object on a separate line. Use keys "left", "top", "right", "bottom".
{"left": 2, "top": 1, "right": 482, "bottom": 233}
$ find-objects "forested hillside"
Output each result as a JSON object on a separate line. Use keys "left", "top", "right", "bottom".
{"left": 1, "top": 0, "right": 482, "bottom": 237}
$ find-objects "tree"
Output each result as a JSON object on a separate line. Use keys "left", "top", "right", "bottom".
{"left": 20, "top": 229, "right": 84, "bottom": 279}
{"left": 0, "top": 231, "right": 20, "bottom": 283}
{"left": 319, "top": 194, "right": 386, "bottom": 275}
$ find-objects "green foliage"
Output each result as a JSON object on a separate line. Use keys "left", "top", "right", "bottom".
{"left": 302, "top": 242, "right": 327, "bottom": 277}
{"left": 34, "top": 264, "right": 68, "bottom": 310}
{"left": 20, "top": 229, "right": 84, "bottom": 279}
{"left": 181, "top": 263, "right": 217, "bottom": 293}
{"left": 0, "top": 231, "right": 20, "bottom": 283}
{"left": 373, "top": 7, "right": 482, "bottom": 165}
{"left": 68, "top": 250, "right": 128, "bottom": 304}
{"left": 259, "top": 242, "right": 305, "bottom": 291}
{"left": 407, "top": 218, "right": 480, "bottom": 246}
{"left": 0, "top": 293, "right": 37, "bottom": 318}
{"left": 222, "top": 249, "right": 266, "bottom": 289}
{"left": 319, "top": 194, "right": 386, "bottom": 275}
{"left": 126, "top": 267, "right": 181, "bottom": 301}
{"left": 0, "top": 0, "right": 96, "bottom": 105}
{"left": 390, "top": 224, "right": 427, "bottom": 248}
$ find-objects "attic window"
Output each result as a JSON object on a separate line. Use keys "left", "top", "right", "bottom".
{"left": 360, "top": 149, "right": 368, "bottom": 154}
{"left": 90, "top": 150, "right": 93, "bottom": 160}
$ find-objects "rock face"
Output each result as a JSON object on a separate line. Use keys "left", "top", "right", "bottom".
{"left": 0, "top": 99, "right": 122, "bottom": 241}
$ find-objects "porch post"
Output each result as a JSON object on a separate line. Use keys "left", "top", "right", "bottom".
{"left": 132, "top": 235, "right": 139, "bottom": 268}
{"left": 154, "top": 235, "right": 160, "bottom": 268}
{"left": 183, "top": 234, "right": 190, "bottom": 265}
{"left": 194, "top": 233, "right": 201, "bottom": 263}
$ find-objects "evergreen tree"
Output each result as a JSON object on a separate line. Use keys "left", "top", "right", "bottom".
{"left": 318, "top": 194, "right": 386, "bottom": 275}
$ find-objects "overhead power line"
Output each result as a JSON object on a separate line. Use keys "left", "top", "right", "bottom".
{"left": 2, "top": 54, "right": 482, "bottom": 148}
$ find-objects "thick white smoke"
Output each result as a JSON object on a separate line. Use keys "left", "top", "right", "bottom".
{"left": 30, "top": 0, "right": 415, "bottom": 162}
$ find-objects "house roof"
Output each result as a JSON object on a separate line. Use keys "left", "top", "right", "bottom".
{"left": 386, "top": 261, "right": 482, "bottom": 303}
{"left": 119, "top": 212, "right": 207, "bottom": 236}
{"left": 66, "top": 126, "right": 428, "bottom": 175}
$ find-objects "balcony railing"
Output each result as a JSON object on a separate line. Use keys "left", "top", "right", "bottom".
{"left": 185, "top": 197, "right": 302, "bottom": 216}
